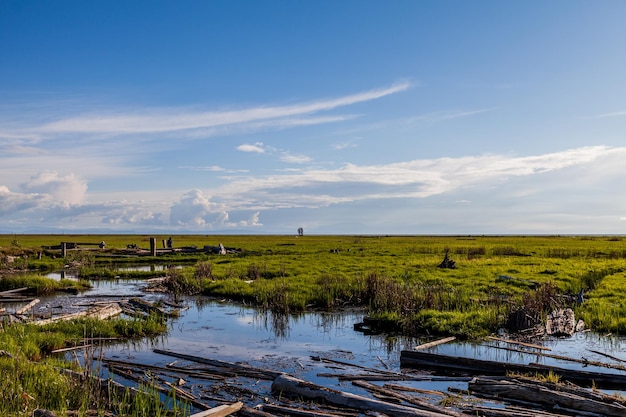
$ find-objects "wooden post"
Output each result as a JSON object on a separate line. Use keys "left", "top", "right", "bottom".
{"left": 150, "top": 237, "right": 157, "bottom": 256}
{"left": 61, "top": 242, "right": 67, "bottom": 257}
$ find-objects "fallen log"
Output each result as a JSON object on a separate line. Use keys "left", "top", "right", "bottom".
{"left": 414, "top": 337, "right": 456, "bottom": 351}
{"left": 271, "top": 374, "right": 455, "bottom": 417}
{"left": 400, "top": 350, "right": 626, "bottom": 389}
{"left": 469, "top": 377, "right": 626, "bottom": 417}
{"left": 154, "top": 348, "right": 281, "bottom": 379}
{"left": 34, "top": 303, "right": 122, "bottom": 325}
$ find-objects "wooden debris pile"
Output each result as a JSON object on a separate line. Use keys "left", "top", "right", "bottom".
{"left": 1, "top": 292, "right": 180, "bottom": 327}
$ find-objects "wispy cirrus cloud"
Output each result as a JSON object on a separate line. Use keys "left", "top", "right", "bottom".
{"left": 214, "top": 146, "right": 626, "bottom": 209}
{"left": 15, "top": 82, "right": 410, "bottom": 138}
{"left": 589, "top": 110, "right": 626, "bottom": 119}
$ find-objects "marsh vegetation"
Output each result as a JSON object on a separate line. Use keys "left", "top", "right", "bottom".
{"left": 1, "top": 234, "right": 625, "bottom": 416}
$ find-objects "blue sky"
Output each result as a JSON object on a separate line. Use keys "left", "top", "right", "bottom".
{"left": 1, "top": 1, "right": 626, "bottom": 234}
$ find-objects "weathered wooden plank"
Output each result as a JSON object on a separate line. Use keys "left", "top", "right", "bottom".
{"left": 16, "top": 298, "right": 40, "bottom": 315}
{"left": 0, "top": 287, "right": 29, "bottom": 296}
{"left": 189, "top": 402, "right": 243, "bottom": 417}
{"left": 414, "top": 337, "right": 456, "bottom": 351}
{"left": 272, "top": 374, "right": 454, "bottom": 417}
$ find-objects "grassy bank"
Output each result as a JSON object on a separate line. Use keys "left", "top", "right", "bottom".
{"left": 0, "top": 311, "right": 173, "bottom": 416}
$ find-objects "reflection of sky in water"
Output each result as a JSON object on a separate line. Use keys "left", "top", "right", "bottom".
{"left": 29, "top": 274, "right": 625, "bottom": 398}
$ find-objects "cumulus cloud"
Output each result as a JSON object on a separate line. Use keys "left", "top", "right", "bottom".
{"left": 20, "top": 171, "right": 88, "bottom": 204}
{"left": 236, "top": 143, "right": 266, "bottom": 153}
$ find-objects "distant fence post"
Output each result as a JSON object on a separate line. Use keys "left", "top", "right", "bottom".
{"left": 61, "top": 242, "right": 67, "bottom": 258}
{"left": 150, "top": 237, "right": 157, "bottom": 256}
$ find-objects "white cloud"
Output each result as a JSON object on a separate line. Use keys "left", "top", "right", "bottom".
{"left": 20, "top": 171, "right": 88, "bottom": 204}
{"left": 280, "top": 153, "right": 312, "bottom": 164}
{"left": 214, "top": 146, "right": 626, "bottom": 208}
{"left": 17, "top": 82, "right": 410, "bottom": 137}
{"left": 1, "top": 145, "right": 625, "bottom": 234}
{"left": 237, "top": 143, "right": 266, "bottom": 153}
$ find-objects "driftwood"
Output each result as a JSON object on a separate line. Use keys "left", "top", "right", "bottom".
{"left": 351, "top": 380, "right": 460, "bottom": 416}
{"left": 485, "top": 335, "right": 551, "bottom": 351}
{"left": 272, "top": 374, "right": 454, "bottom": 417}
{"left": 486, "top": 343, "right": 626, "bottom": 372}
{"left": 16, "top": 298, "right": 40, "bottom": 314}
{"left": 262, "top": 403, "right": 349, "bottom": 417}
{"left": 311, "top": 355, "right": 402, "bottom": 377}
{"left": 414, "top": 337, "right": 456, "bottom": 351}
{"left": 188, "top": 401, "right": 242, "bottom": 417}
{"left": 468, "top": 377, "right": 626, "bottom": 417}
{"left": 0, "top": 287, "right": 29, "bottom": 296}
{"left": 400, "top": 350, "right": 626, "bottom": 389}
{"left": 34, "top": 303, "right": 122, "bottom": 325}
{"left": 154, "top": 348, "right": 281, "bottom": 379}
{"left": 588, "top": 349, "right": 626, "bottom": 364}
{"left": 460, "top": 404, "right": 571, "bottom": 417}
{"left": 546, "top": 308, "right": 577, "bottom": 336}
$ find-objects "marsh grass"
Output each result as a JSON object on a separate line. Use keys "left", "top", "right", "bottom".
{"left": 3, "top": 234, "right": 626, "bottom": 337}
{"left": 0, "top": 314, "right": 173, "bottom": 417}
{"left": 0, "top": 274, "right": 91, "bottom": 295}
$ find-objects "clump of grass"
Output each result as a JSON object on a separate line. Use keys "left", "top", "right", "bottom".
{"left": 0, "top": 274, "right": 91, "bottom": 295}
{"left": 163, "top": 266, "right": 202, "bottom": 298}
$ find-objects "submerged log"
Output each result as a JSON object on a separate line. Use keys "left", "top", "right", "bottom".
{"left": 271, "top": 374, "right": 454, "bottom": 417}
{"left": 400, "top": 350, "right": 626, "bottom": 389}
